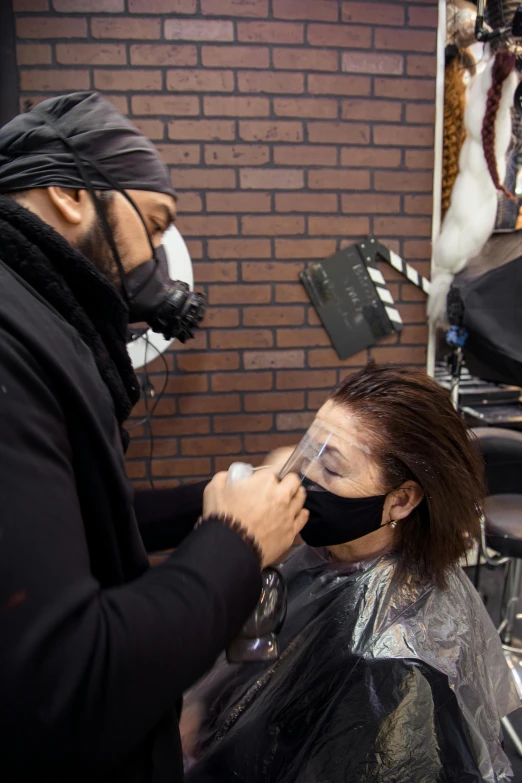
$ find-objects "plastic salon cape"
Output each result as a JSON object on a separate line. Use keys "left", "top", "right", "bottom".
{"left": 184, "top": 546, "right": 520, "bottom": 783}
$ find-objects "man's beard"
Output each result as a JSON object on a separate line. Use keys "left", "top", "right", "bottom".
{"left": 75, "top": 192, "right": 121, "bottom": 287}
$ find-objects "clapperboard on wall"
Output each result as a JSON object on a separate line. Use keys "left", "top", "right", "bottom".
{"left": 300, "top": 237, "right": 431, "bottom": 360}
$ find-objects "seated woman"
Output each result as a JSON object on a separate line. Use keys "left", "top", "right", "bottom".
{"left": 183, "top": 364, "right": 520, "bottom": 783}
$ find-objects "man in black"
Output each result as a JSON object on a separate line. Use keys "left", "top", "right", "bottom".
{"left": 0, "top": 92, "right": 307, "bottom": 782}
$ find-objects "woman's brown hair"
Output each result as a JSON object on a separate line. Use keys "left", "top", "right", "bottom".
{"left": 330, "top": 363, "right": 485, "bottom": 589}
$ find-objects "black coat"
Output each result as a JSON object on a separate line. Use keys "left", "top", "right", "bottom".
{"left": 0, "top": 242, "right": 261, "bottom": 778}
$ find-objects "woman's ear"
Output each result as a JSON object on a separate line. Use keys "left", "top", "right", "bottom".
{"left": 384, "top": 482, "right": 424, "bottom": 525}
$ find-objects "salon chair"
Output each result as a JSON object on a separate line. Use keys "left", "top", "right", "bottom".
{"left": 473, "top": 427, "right": 522, "bottom": 755}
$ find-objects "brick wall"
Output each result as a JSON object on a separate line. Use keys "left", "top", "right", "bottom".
{"left": 13, "top": 0, "right": 438, "bottom": 486}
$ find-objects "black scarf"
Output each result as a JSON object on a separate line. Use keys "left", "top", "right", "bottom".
{"left": 0, "top": 195, "right": 140, "bottom": 437}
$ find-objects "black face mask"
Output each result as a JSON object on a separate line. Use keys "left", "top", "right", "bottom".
{"left": 301, "top": 476, "right": 390, "bottom": 547}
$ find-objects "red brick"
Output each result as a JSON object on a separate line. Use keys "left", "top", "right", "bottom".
{"left": 176, "top": 329, "right": 208, "bottom": 351}
{"left": 176, "top": 353, "right": 239, "bottom": 372}
{"left": 342, "top": 98, "right": 402, "bottom": 122}
{"left": 273, "top": 47, "right": 338, "bottom": 72}
{"left": 165, "top": 19, "right": 233, "bottom": 41}
{"left": 274, "top": 97, "right": 337, "bottom": 119}
{"left": 203, "top": 308, "right": 239, "bottom": 327}
{"left": 399, "top": 284, "right": 426, "bottom": 303}
{"left": 275, "top": 284, "right": 308, "bottom": 303}
{"left": 370, "top": 346, "right": 426, "bottom": 365}
{"left": 308, "top": 73, "right": 370, "bottom": 96}
{"left": 238, "top": 71, "right": 304, "bottom": 94}
{"left": 308, "top": 121, "right": 369, "bottom": 145}
{"left": 400, "top": 324, "right": 429, "bottom": 344}
{"left": 277, "top": 412, "right": 314, "bottom": 431}
{"left": 91, "top": 17, "right": 160, "bottom": 39}
{"left": 406, "top": 103, "right": 436, "bottom": 124}
{"left": 273, "top": 146, "right": 338, "bottom": 166}
{"left": 308, "top": 169, "right": 370, "bottom": 190}
{"left": 152, "top": 457, "right": 212, "bottom": 477}
{"left": 184, "top": 240, "right": 203, "bottom": 258}
{"left": 244, "top": 350, "right": 305, "bottom": 370}
{"left": 127, "top": 461, "right": 146, "bottom": 479}
{"left": 404, "top": 195, "right": 433, "bottom": 215}
{"left": 307, "top": 23, "right": 371, "bottom": 48}
{"left": 172, "top": 169, "right": 236, "bottom": 188}
{"left": 405, "top": 149, "right": 434, "bottom": 169}
{"left": 129, "top": 0, "right": 196, "bottom": 10}
{"left": 56, "top": 43, "right": 126, "bottom": 65}
{"left": 308, "top": 307, "right": 322, "bottom": 325}
{"left": 16, "top": 44, "right": 52, "bottom": 65}
{"left": 308, "top": 390, "right": 331, "bottom": 409}
{"left": 242, "top": 261, "right": 304, "bottom": 281}
{"left": 243, "top": 306, "right": 304, "bottom": 326}
{"left": 408, "top": 5, "right": 439, "bottom": 27}
{"left": 168, "top": 120, "right": 235, "bottom": 141}
{"left": 54, "top": 0, "right": 123, "bottom": 8}
{"left": 245, "top": 391, "right": 305, "bottom": 412}
{"left": 276, "top": 193, "right": 338, "bottom": 212}
{"left": 237, "top": 21, "right": 304, "bottom": 44}
{"left": 127, "top": 438, "right": 178, "bottom": 460}
{"left": 211, "top": 372, "right": 273, "bottom": 392}
{"left": 176, "top": 192, "right": 203, "bottom": 212}
{"left": 275, "top": 238, "right": 336, "bottom": 258}
{"left": 211, "top": 330, "right": 273, "bottom": 349}
{"left": 94, "top": 70, "right": 161, "bottom": 91}
{"left": 130, "top": 44, "right": 197, "bottom": 66}
{"left": 277, "top": 328, "right": 330, "bottom": 347}
{"left": 151, "top": 416, "right": 210, "bottom": 436}
{"left": 208, "top": 239, "right": 271, "bottom": 258}
{"left": 207, "top": 192, "right": 271, "bottom": 213}
{"left": 192, "top": 261, "right": 238, "bottom": 282}
{"left": 215, "top": 414, "right": 273, "bottom": 434}
{"left": 340, "top": 147, "right": 401, "bottom": 168}
{"left": 209, "top": 284, "right": 271, "bottom": 305}
{"left": 205, "top": 97, "right": 269, "bottom": 120}
{"left": 308, "top": 348, "right": 368, "bottom": 368}
{"left": 342, "top": 193, "right": 400, "bottom": 214}
{"left": 407, "top": 55, "right": 436, "bottom": 78}
{"left": 240, "top": 169, "right": 304, "bottom": 190}
{"left": 374, "top": 170, "right": 433, "bottom": 192}
{"left": 20, "top": 69, "right": 90, "bottom": 92}
{"left": 181, "top": 435, "right": 242, "bottom": 456}
{"left": 342, "top": 51, "right": 403, "bottom": 75}
{"left": 133, "top": 119, "right": 165, "bottom": 140}
{"left": 202, "top": 45, "right": 269, "bottom": 69}
{"left": 239, "top": 121, "right": 303, "bottom": 144}
{"left": 375, "top": 28, "right": 436, "bottom": 53}
{"left": 167, "top": 69, "right": 234, "bottom": 93}
{"left": 205, "top": 144, "right": 269, "bottom": 165}
{"left": 178, "top": 394, "right": 240, "bottom": 415}
{"left": 393, "top": 302, "right": 426, "bottom": 322}
{"left": 274, "top": 0, "right": 338, "bottom": 20}
{"left": 374, "top": 78, "right": 435, "bottom": 102}
{"left": 132, "top": 95, "right": 200, "bottom": 116}
{"left": 201, "top": 0, "right": 268, "bottom": 15}
{"left": 242, "top": 215, "right": 305, "bottom": 236}
{"left": 403, "top": 240, "right": 432, "bottom": 260}
{"left": 13, "top": 0, "right": 48, "bottom": 9}
{"left": 245, "top": 433, "right": 298, "bottom": 452}
{"left": 342, "top": 1, "right": 404, "bottom": 25}
{"left": 309, "top": 216, "right": 369, "bottom": 236}
{"left": 17, "top": 17, "right": 87, "bottom": 38}
{"left": 374, "top": 217, "right": 431, "bottom": 237}
{"left": 373, "top": 125, "right": 434, "bottom": 147}
{"left": 165, "top": 373, "right": 208, "bottom": 394}
{"left": 177, "top": 216, "right": 237, "bottom": 237}
{"left": 276, "top": 369, "right": 337, "bottom": 389}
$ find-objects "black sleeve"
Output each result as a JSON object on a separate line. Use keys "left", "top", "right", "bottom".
{"left": 134, "top": 482, "right": 208, "bottom": 552}
{"left": 0, "top": 330, "right": 261, "bottom": 773}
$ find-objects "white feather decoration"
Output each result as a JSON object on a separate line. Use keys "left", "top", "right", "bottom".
{"left": 428, "top": 55, "right": 517, "bottom": 324}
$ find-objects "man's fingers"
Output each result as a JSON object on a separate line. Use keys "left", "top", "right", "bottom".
{"left": 278, "top": 471, "right": 302, "bottom": 500}
{"left": 294, "top": 508, "right": 310, "bottom": 534}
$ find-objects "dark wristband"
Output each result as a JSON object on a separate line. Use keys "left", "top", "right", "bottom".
{"left": 196, "top": 513, "right": 263, "bottom": 569}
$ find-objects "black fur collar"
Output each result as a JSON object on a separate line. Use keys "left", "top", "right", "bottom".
{"left": 0, "top": 195, "right": 140, "bottom": 428}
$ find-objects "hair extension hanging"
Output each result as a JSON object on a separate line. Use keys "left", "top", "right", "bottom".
{"left": 481, "top": 49, "right": 518, "bottom": 201}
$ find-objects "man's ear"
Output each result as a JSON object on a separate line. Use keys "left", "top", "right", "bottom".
{"left": 386, "top": 482, "right": 424, "bottom": 524}
{"left": 47, "top": 187, "right": 90, "bottom": 226}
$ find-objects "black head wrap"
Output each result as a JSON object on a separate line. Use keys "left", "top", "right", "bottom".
{"left": 0, "top": 91, "right": 175, "bottom": 196}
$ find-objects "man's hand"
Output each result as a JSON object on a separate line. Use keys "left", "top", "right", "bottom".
{"left": 203, "top": 470, "right": 308, "bottom": 568}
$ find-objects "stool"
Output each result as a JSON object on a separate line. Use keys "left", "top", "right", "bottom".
{"left": 473, "top": 428, "right": 522, "bottom": 756}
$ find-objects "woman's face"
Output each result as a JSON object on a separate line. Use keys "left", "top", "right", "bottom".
{"left": 306, "top": 400, "right": 386, "bottom": 499}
